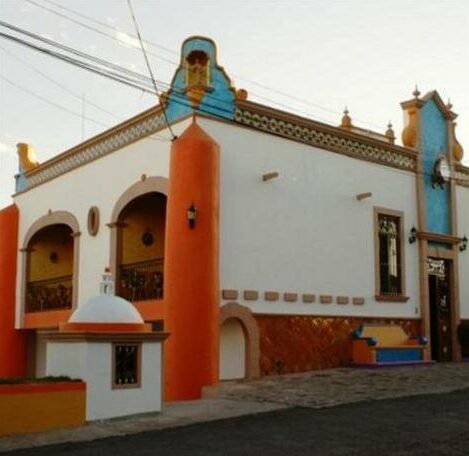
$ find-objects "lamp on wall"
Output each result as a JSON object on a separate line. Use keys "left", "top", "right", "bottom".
{"left": 187, "top": 203, "right": 197, "bottom": 229}
{"left": 460, "top": 235, "right": 468, "bottom": 252}
{"left": 408, "top": 226, "right": 417, "bottom": 244}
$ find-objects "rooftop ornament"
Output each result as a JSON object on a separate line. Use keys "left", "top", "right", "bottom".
{"left": 385, "top": 122, "right": 396, "bottom": 144}
{"left": 340, "top": 107, "right": 352, "bottom": 130}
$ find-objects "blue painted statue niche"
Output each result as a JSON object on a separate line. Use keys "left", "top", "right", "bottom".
{"left": 420, "top": 93, "right": 451, "bottom": 235}
{"left": 165, "top": 36, "right": 236, "bottom": 122}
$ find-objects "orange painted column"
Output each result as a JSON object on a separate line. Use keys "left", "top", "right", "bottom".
{"left": 0, "top": 205, "right": 27, "bottom": 377}
{"left": 164, "top": 121, "right": 220, "bottom": 401}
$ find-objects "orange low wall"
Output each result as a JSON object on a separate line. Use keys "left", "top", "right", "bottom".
{"left": 0, "top": 382, "right": 86, "bottom": 436}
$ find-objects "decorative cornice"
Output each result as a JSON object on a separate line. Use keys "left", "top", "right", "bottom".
{"left": 234, "top": 101, "right": 417, "bottom": 172}
{"left": 416, "top": 231, "right": 462, "bottom": 245}
{"left": 455, "top": 164, "right": 469, "bottom": 187}
{"left": 16, "top": 106, "right": 168, "bottom": 194}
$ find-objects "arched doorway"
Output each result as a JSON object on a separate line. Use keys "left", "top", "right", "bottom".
{"left": 25, "top": 224, "right": 75, "bottom": 313}
{"left": 219, "top": 303, "right": 260, "bottom": 380}
{"left": 220, "top": 318, "right": 246, "bottom": 380}
{"left": 115, "top": 192, "right": 167, "bottom": 301}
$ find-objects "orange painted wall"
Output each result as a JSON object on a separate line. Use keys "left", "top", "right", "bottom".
{"left": 164, "top": 122, "right": 220, "bottom": 401}
{"left": 0, "top": 205, "right": 27, "bottom": 377}
{"left": 0, "top": 382, "right": 86, "bottom": 436}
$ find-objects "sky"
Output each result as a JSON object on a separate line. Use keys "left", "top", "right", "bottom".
{"left": 0, "top": 0, "right": 468, "bottom": 208}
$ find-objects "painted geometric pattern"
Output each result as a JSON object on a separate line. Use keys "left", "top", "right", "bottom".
{"left": 255, "top": 315, "right": 421, "bottom": 376}
{"left": 26, "top": 112, "right": 167, "bottom": 190}
{"left": 455, "top": 165, "right": 469, "bottom": 188}
{"left": 234, "top": 107, "right": 417, "bottom": 172}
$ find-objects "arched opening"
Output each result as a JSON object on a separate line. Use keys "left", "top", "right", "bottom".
{"left": 219, "top": 303, "right": 261, "bottom": 380}
{"left": 25, "top": 224, "right": 74, "bottom": 312}
{"left": 220, "top": 318, "right": 246, "bottom": 380}
{"left": 115, "top": 192, "right": 167, "bottom": 302}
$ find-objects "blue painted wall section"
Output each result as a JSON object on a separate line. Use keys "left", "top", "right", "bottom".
{"left": 165, "top": 37, "right": 235, "bottom": 122}
{"left": 15, "top": 168, "right": 28, "bottom": 193}
{"left": 420, "top": 99, "right": 450, "bottom": 234}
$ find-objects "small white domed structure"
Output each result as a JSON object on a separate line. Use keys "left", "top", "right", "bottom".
{"left": 69, "top": 295, "right": 144, "bottom": 324}
{"left": 68, "top": 269, "right": 144, "bottom": 326}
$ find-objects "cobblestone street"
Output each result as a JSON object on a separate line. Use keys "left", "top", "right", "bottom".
{"left": 212, "top": 362, "right": 469, "bottom": 408}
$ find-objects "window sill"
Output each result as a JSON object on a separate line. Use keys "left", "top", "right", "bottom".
{"left": 375, "top": 295, "right": 410, "bottom": 303}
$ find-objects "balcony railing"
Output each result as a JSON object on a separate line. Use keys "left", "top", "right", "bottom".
{"left": 26, "top": 275, "right": 73, "bottom": 312}
{"left": 118, "top": 258, "right": 164, "bottom": 302}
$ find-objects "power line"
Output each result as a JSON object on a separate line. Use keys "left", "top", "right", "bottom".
{"left": 0, "top": 45, "right": 120, "bottom": 120}
{"left": 25, "top": 0, "right": 178, "bottom": 66}
{"left": 0, "top": 74, "right": 109, "bottom": 127}
{"left": 23, "top": 0, "right": 384, "bottom": 130}
{"left": 40, "top": 0, "right": 178, "bottom": 57}
{"left": 126, "top": 0, "right": 176, "bottom": 140}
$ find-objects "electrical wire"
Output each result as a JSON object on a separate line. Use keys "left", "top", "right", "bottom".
{"left": 126, "top": 0, "right": 177, "bottom": 140}
{"left": 22, "top": 0, "right": 387, "bottom": 130}
{"left": 0, "top": 45, "right": 120, "bottom": 120}
{"left": 25, "top": 0, "right": 177, "bottom": 66}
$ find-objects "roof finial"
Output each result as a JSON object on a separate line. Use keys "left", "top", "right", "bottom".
{"left": 385, "top": 121, "right": 395, "bottom": 144}
{"left": 413, "top": 85, "right": 421, "bottom": 99}
{"left": 100, "top": 267, "right": 115, "bottom": 295}
{"left": 341, "top": 106, "right": 352, "bottom": 129}
{"left": 447, "top": 98, "right": 453, "bottom": 110}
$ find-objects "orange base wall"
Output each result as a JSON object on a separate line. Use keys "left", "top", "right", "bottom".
{"left": 0, "top": 382, "right": 86, "bottom": 436}
{"left": 256, "top": 315, "right": 421, "bottom": 375}
{"left": 0, "top": 205, "right": 27, "bottom": 377}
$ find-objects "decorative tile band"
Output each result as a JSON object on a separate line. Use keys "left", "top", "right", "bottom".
{"left": 352, "top": 297, "right": 365, "bottom": 306}
{"left": 243, "top": 290, "right": 259, "bottom": 301}
{"left": 283, "top": 292, "right": 298, "bottom": 302}
{"left": 23, "top": 111, "right": 167, "bottom": 191}
{"left": 455, "top": 165, "right": 469, "bottom": 188}
{"left": 320, "top": 295, "right": 333, "bottom": 304}
{"left": 222, "top": 289, "right": 238, "bottom": 300}
{"left": 234, "top": 105, "right": 417, "bottom": 172}
{"left": 264, "top": 291, "right": 279, "bottom": 301}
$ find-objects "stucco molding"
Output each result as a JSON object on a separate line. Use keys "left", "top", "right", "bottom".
{"left": 219, "top": 302, "right": 260, "bottom": 379}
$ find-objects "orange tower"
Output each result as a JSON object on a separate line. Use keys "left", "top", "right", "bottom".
{"left": 164, "top": 121, "right": 220, "bottom": 401}
{"left": 0, "top": 205, "right": 27, "bottom": 377}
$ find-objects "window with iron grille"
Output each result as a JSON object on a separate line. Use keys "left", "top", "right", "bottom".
{"left": 378, "top": 214, "right": 402, "bottom": 295}
{"left": 113, "top": 344, "right": 141, "bottom": 388}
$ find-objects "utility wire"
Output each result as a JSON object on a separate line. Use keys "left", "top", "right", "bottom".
{"left": 25, "top": 0, "right": 177, "bottom": 66}
{"left": 23, "top": 0, "right": 385, "bottom": 130}
{"left": 0, "top": 74, "right": 109, "bottom": 128}
{"left": 126, "top": 0, "right": 177, "bottom": 140}
{"left": 39, "top": 0, "right": 177, "bottom": 57}
{"left": 0, "top": 45, "right": 120, "bottom": 120}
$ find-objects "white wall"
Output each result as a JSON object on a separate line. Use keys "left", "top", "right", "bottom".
{"left": 457, "top": 186, "right": 469, "bottom": 318}
{"left": 198, "top": 117, "right": 420, "bottom": 319}
{"left": 46, "top": 340, "right": 163, "bottom": 421}
{"left": 219, "top": 318, "right": 246, "bottom": 380}
{"left": 14, "top": 120, "right": 191, "bottom": 327}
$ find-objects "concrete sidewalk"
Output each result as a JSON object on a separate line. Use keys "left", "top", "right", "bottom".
{"left": 0, "top": 398, "right": 285, "bottom": 453}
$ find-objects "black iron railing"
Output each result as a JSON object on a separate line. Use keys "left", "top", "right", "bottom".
{"left": 26, "top": 275, "right": 73, "bottom": 312}
{"left": 118, "top": 258, "right": 164, "bottom": 301}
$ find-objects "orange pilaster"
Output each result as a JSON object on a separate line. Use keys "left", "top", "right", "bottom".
{"left": 0, "top": 205, "right": 27, "bottom": 377}
{"left": 164, "top": 121, "right": 220, "bottom": 401}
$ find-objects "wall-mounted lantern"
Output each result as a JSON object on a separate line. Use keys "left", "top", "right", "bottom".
{"left": 460, "top": 235, "right": 468, "bottom": 252}
{"left": 187, "top": 203, "right": 197, "bottom": 230}
{"left": 409, "top": 226, "right": 417, "bottom": 244}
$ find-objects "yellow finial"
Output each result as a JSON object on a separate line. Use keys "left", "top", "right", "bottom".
{"left": 385, "top": 121, "right": 395, "bottom": 144}
{"left": 341, "top": 107, "right": 352, "bottom": 129}
{"left": 452, "top": 122, "right": 464, "bottom": 162}
{"left": 17, "top": 143, "right": 39, "bottom": 172}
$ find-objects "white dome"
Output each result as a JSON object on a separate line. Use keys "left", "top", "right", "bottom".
{"left": 69, "top": 294, "right": 144, "bottom": 324}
